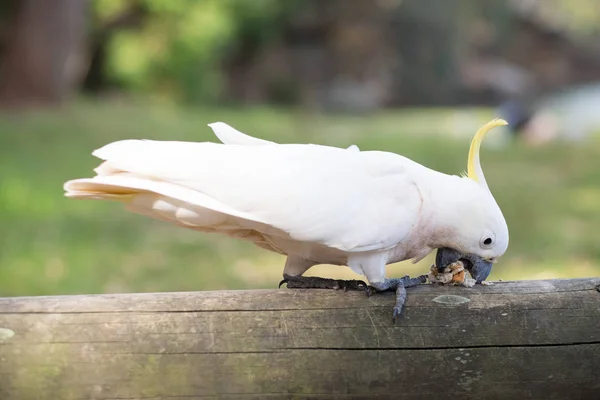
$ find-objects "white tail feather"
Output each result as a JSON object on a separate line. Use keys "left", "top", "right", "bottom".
{"left": 63, "top": 173, "right": 291, "bottom": 249}
{"left": 64, "top": 175, "right": 259, "bottom": 223}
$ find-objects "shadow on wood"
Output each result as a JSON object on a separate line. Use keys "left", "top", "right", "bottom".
{"left": 0, "top": 278, "right": 599, "bottom": 399}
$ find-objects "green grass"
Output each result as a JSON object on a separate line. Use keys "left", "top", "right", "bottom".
{"left": 1, "top": 99, "right": 599, "bottom": 296}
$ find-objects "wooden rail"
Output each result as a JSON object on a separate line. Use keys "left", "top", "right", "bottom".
{"left": 1, "top": 278, "right": 599, "bottom": 399}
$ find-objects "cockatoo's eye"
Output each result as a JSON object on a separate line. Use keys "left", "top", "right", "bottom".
{"left": 480, "top": 232, "right": 495, "bottom": 249}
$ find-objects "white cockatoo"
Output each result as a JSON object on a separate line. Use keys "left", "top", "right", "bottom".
{"left": 64, "top": 119, "right": 509, "bottom": 321}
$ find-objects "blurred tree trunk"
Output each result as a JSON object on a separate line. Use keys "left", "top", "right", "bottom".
{"left": 0, "top": 0, "right": 89, "bottom": 108}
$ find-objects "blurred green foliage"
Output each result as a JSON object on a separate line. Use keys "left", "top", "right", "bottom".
{"left": 97, "top": 0, "right": 232, "bottom": 101}
{"left": 1, "top": 100, "right": 599, "bottom": 296}
{"left": 93, "top": 0, "right": 298, "bottom": 102}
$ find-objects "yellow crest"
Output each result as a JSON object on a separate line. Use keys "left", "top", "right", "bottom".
{"left": 467, "top": 118, "right": 508, "bottom": 182}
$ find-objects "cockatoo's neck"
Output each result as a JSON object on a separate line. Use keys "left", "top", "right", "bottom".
{"left": 416, "top": 171, "right": 483, "bottom": 249}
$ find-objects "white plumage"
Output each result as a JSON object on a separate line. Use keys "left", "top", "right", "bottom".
{"left": 64, "top": 120, "right": 509, "bottom": 285}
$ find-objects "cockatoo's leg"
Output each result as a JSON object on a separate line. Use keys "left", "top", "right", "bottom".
{"left": 279, "top": 255, "right": 369, "bottom": 292}
{"left": 368, "top": 275, "right": 428, "bottom": 323}
{"left": 282, "top": 255, "right": 315, "bottom": 277}
{"left": 348, "top": 252, "right": 427, "bottom": 322}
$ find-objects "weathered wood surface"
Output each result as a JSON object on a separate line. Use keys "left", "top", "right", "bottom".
{"left": 0, "top": 278, "right": 599, "bottom": 400}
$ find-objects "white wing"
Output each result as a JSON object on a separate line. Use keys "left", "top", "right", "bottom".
{"left": 210, "top": 122, "right": 360, "bottom": 151}
{"left": 64, "top": 138, "right": 420, "bottom": 252}
{"left": 209, "top": 122, "right": 276, "bottom": 146}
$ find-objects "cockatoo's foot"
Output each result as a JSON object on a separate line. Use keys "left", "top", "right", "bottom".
{"left": 279, "top": 274, "right": 369, "bottom": 292}
{"left": 367, "top": 275, "right": 427, "bottom": 323}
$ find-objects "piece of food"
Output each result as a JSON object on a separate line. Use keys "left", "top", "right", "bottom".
{"left": 428, "top": 261, "right": 476, "bottom": 287}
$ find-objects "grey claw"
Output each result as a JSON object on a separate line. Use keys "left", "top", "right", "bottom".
{"left": 392, "top": 307, "right": 401, "bottom": 324}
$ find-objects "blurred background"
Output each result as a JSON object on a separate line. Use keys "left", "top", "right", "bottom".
{"left": 1, "top": 0, "right": 600, "bottom": 296}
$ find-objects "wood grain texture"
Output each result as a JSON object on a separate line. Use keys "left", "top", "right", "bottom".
{"left": 1, "top": 278, "right": 599, "bottom": 399}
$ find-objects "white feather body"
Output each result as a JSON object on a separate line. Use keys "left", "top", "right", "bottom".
{"left": 64, "top": 123, "right": 462, "bottom": 282}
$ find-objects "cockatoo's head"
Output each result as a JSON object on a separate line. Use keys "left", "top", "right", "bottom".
{"left": 435, "top": 119, "right": 509, "bottom": 283}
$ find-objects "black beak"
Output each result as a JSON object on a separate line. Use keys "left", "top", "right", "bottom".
{"left": 468, "top": 256, "right": 493, "bottom": 283}
{"left": 435, "top": 247, "right": 463, "bottom": 273}
{"left": 435, "top": 247, "right": 493, "bottom": 283}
